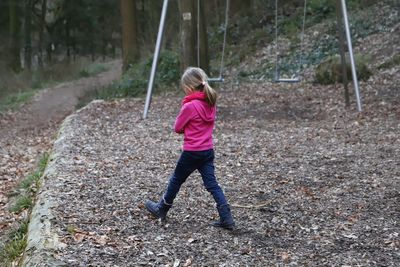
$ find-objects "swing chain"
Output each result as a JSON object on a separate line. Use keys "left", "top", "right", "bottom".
{"left": 197, "top": 0, "right": 229, "bottom": 82}
{"left": 275, "top": 0, "right": 307, "bottom": 82}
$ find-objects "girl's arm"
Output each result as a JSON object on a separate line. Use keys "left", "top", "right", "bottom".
{"left": 174, "top": 103, "right": 193, "bottom": 134}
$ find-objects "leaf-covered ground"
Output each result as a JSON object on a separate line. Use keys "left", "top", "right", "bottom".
{"left": 0, "top": 61, "right": 121, "bottom": 263}
{"left": 1, "top": 7, "right": 398, "bottom": 266}
{"left": 30, "top": 54, "right": 399, "bottom": 266}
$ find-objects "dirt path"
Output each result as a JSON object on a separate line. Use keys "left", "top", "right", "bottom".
{"left": 21, "top": 74, "right": 399, "bottom": 265}
{"left": 0, "top": 60, "right": 121, "bottom": 236}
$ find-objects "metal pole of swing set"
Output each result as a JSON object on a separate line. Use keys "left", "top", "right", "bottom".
{"left": 340, "top": 0, "right": 362, "bottom": 111}
{"left": 143, "top": 0, "right": 169, "bottom": 119}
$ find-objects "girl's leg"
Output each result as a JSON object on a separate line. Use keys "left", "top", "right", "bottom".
{"left": 198, "top": 150, "right": 235, "bottom": 229}
{"left": 146, "top": 151, "right": 200, "bottom": 221}
{"left": 163, "top": 151, "right": 201, "bottom": 204}
{"left": 197, "top": 150, "right": 228, "bottom": 207}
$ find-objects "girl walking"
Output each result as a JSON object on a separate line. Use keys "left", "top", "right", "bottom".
{"left": 145, "top": 67, "right": 235, "bottom": 230}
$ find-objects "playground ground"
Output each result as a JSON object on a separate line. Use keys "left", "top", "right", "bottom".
{"left": 0, "top": 17, "right": 398, "bottom": 267}
{"left": 22, "top": 67, "right": 399, "bottom": 265}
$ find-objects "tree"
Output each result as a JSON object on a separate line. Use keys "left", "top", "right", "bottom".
{"left": 178, "top": 0, "right": 196, "bottom": 71}
{"left": 230, "top": 0, "right": 251, "bottom": 17}
{"left": 198, "top": 0, "right": 209, "bottom": 73}
{"left": 120, "top": 0, "right": 139, "bottom": 72}
{"left": 23, "top": 0, "right": 33, "bottom": 71}
{"left": 8, "top": 0, "right": 21, "bottom": 72}
{"left": 37, "top": 0, "right": 47, "bottom": 68}
{"left": 335, "top": 0, "right": 350, "bottom": 107}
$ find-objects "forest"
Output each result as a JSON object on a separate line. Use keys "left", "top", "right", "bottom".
{"left": 0, "top": 0, "right": 399, "bottom": 266}
{"left": 1, "top": 0, "right": 388, "bottom": 106}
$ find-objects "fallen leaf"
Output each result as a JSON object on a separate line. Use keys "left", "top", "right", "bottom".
{"left": 281, "top": 252, "right": 290, "bottom": 263}
{"left": 173, "top": 259, "right": 180, "bottom": 267}
{"left": 183, "top": 258, "right": 192, "bottom": 267}
{"left": 73, "top": 233, "right": 86, "bottom": 243}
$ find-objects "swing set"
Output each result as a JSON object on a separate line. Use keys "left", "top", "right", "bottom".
{"left": 274, "top": 0, "right": 307, "bottom": 83}
{"left": 143, "top": 0, "right": 362, "bottom": 119}
{"left": 197, "top": 0, "right": 229, "bottom": 83}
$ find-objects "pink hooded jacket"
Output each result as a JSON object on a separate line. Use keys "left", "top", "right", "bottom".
{"left": 174, "top": 99, "right": 216, "bottom": 151}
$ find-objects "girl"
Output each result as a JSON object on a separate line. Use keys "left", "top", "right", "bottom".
{"left": 145, "top": 67, "right": 235, "bottom": 230}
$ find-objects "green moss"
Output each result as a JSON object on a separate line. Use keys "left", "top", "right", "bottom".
{"left": 76, "top": 50, "right": 180, "bottom": 109}
{"left": 0, "top": 90, "right": 36, "bottom": 112}
{"left": 19, "top": 171, "right": 41, "bottom": 191}
{"left": 314, "top": 53, "right": 372, "bottom": 84}
{"left": 0, "top": 220, "right": 28, "bottom": 266}
{"left": 78, "top": 63, "right": 109, "bottom": 78}
{"left": 66, "top": 225, "right": 76, "bottom": 234}
{"left": 0, "top": 153, "right": 49, "bottom": 265}
{"left": 0, "top": 236, "right": 27, "bottom": 265}
{"left": 9, "top": 195, "right": 32, "bottom": 213}
{"left": 38, "top": 153, "right": 49, "bottom": 173}
{"left": 378, "top": 54, "right": 400, "bottom": 70}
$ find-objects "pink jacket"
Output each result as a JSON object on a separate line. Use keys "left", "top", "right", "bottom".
{"left": 174, "top": 99, "right": 216, "bottom": 151}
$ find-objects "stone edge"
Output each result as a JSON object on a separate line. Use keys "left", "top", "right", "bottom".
{"left": 21, "top": 100, "right": 105, "bottom": 267}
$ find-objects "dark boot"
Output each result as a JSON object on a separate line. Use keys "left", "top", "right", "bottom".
{"left": 145, "top": 198, "right": 172, "bottom": 222}
{"left": 211, "top": 204, "right": 235, "bottom": 230}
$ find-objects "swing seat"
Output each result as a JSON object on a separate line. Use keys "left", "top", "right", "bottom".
{"left": 207, "top": 77, "right": 225, "bottom": 83}
{"left": 274, "top": 0, "right": 307, "bottom": 84}
{"left": 274, "top": 77, "right": 301, "bottom": 83}
{"left": 274, "top": 73, "right": 301, "bottom": 83}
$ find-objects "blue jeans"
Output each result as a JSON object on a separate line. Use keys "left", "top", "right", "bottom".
{"left": 163, "top": 149, "right": 228, "bottom": 207}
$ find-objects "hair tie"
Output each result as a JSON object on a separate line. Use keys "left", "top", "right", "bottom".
{"left": 196, "top": 81, "right": 206, "bottom": 90}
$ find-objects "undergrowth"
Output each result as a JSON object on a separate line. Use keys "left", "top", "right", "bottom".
{"left": 378, "top": 54, "right": 400, "bottom": 70}
{"left": 0, "top": 60, "right": 110, "bottom": 113}
{"left": 78, "top": 63, "right": 110, "bottom": 78}
{"left": 76, "top": 50, "right": 180, "bottom": 109}
{"left": 235, "top": 0, "right": 399, "bottom": 81}
{"left": 0, "top": 153, "right": 49, "bottom": 266}
{"left": 0, "top": 90, "right": 37, "bottom": 113}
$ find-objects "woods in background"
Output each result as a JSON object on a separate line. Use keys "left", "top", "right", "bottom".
{"left": 0, "top": 0, "right": 120, "bottom": 73}
{"left": 0, "top": 0, "right": 264, "bottom": 77}
{"left": 0, "top": 0, "right": 382, "bottom": 87}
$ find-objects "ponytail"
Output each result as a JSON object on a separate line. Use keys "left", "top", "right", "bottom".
{"left": 181, "top": 67, "right": 218, "bottom": 106}
{"left": 203, "top": 83, "right": 217, "bottom": 106}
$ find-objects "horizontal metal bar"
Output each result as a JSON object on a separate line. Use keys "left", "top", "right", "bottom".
{"left": 274, "top": 77, "right": 301, "bottom": 83}
{"left": 207, "top": 77, "right": 225, "bottom": 83}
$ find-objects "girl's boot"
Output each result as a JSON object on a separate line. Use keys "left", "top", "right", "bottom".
{"left": 145, "top": 198, "right": 172, "bottom": 221}
{"left": 211, "top": 204, "right": 235, "bottom": 230}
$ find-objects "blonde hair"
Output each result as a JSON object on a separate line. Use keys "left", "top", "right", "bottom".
{"left": 181, "top": 67, "right": 217, "bottom": 106}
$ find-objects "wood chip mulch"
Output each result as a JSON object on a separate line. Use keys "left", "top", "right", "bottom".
{"left": 38, "top": 66, "right": 399, "bottom": 266}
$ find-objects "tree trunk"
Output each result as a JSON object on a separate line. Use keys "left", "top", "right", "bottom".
{"left": 162, "top": 0, "right": 178, "bottom": 51}
{"left": 335, "top": 0, "right": 350, "bottom": 107}
{"left": 140, "top": 0, "right": 145, "bottom": 36}
{"left": 178, "top": 0, "right": 196, "bottom": 71}
{"left": 230, "top": 0, "right": 251, "bottom": 17}
{"left": 72, "top": 28, "right": 77, "bottom": 61}
{"left": 46, "top": 25, "right": 53, "bottom": 64}
{"left": 65, "top": 18, "right": 71, "bottom": 62}
{"left": 102, "top": 27, "right": 106, "bottom": 61}
{"left": 38, "top": 0, "right": 46, "bottom": 68}
{"left": 100, "top": 15, "right": 107, "bottom": 61}
{"left": 144, "top": 0, "right": 162, "bottom": 48}
{"left": 198, "top": 0, "right": 209, "bottom": 73}
{"left": 120, "top": 0, "right": 140, "bottom": 72}
{"left": 24, "top": 0, "right": 32, "bottom": 71}
{"left": 8, "top": 0, "right": 22, "bottom": 72}
{"left": 90, "top": 37, "right": 95, "bottom": 61}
